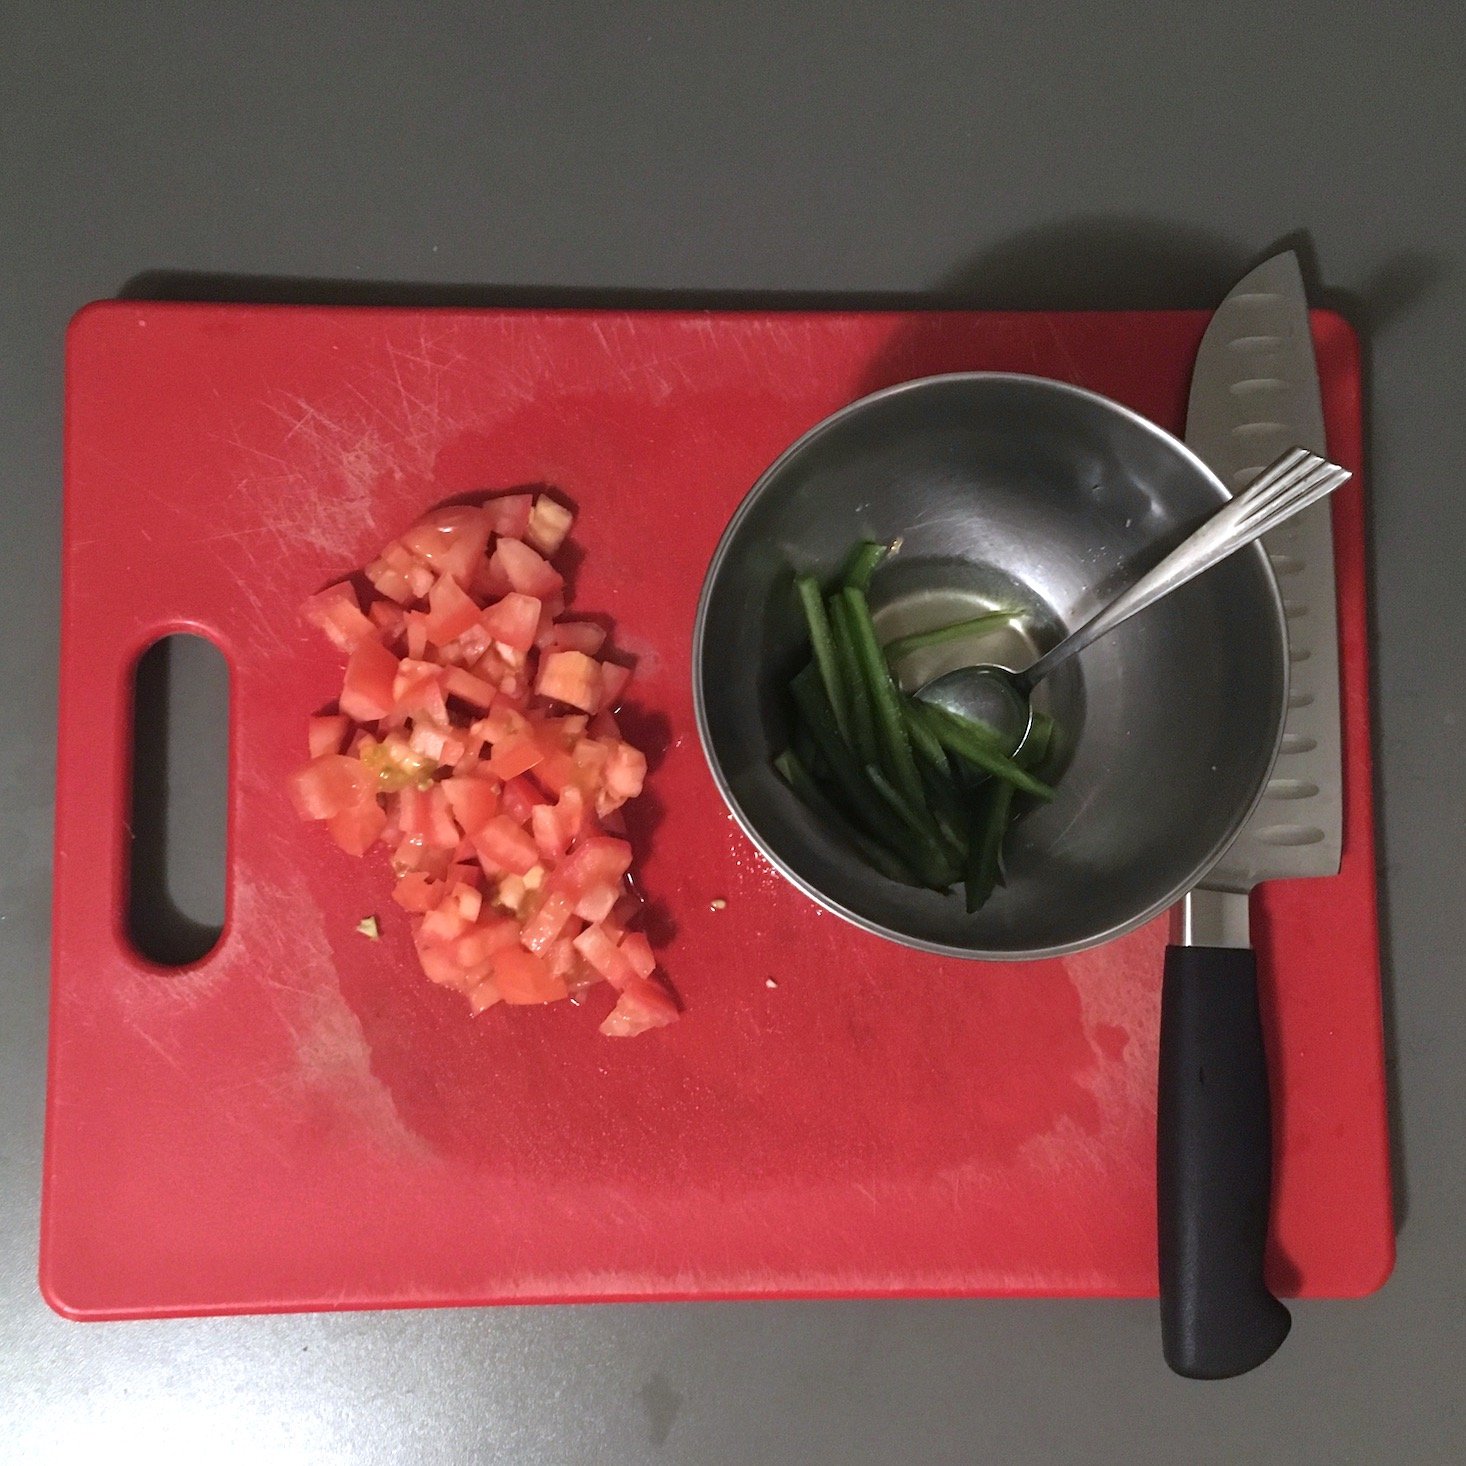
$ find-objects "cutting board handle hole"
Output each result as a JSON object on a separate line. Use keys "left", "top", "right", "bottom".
{"left": 127, "top": 634, "right": 229, "bottom": 967}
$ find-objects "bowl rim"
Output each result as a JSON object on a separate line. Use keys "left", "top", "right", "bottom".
{"left": 691, "top": 370, "right": 1290, "bottom": 960}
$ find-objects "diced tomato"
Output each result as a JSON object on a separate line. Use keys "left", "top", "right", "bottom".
{"left": 476, "top": 664, "right": 522, "bottom": 703}
{"left": 444, "top": 882, "right": 483, "bottom": 922}
{"left": 552, "top": 836, "right": 634, "bottom": 899}
{"left": 400, "top": 506, "right": 493, "bottom": 588}
{"left": 297, "top": 490, "right": 669, "bottom": 1033}
{"left": 365, "top": 558, "right": 416, "bottom": 606}
{"left": 379, "top": 801, "right": 402, "bottom": 847}
{"left": 519, "top": 889, "right": 575, "bottom": 955}
{"left": 599, "top": 976, "right": 679, "bottom": 1037}
{"left": 609, "top": 891, "right": 644, "bottom": 930}
{"left": 597, "top": 660, "right": 632, "bottom": 711}
{"left": 440, "top": 664, "right": 498, "bottom": 710}
{"left": 467, "top": 980, "right": 503, "bottom": 1013}
{"left": 392, "top": 658, "right": 446, "bottom": 718}
{"left": 536, "top": 650, "right": 603, "bottom": 713}
{"left": 530, "top": 786, "right": 584, "bottom": 862}
{"left": 403, "top": 612, "right": 430, "bottom": 661}
{"left": 471, "top": 553, "right": 512, "bottom": 602}
{"left": 546, "top": 935, "right": 585, "bottom": 984}
{"left": 415, "top": 936, "right": 482, "bottom": 991}
{"left": 393, "top": 834, "right": 451, "bottom": 880}
{"left": 454, "top": 915, "right": 521, "bottom": 968}
{"left": 453, "top": 620, "right": 493, "bottom": 662}
{"left": 530, "top": 804, "right": 563, "bottom": 863}
{"left": 487, "top": 734, "right": 543, "bottom": 780}
{"left": 473, "top": 815, "right": 540, "bottom": 876}
{"left": 531, "top": 746, "right": 580, "bottom": 797}
{"left": 500, "top": 775, "right": 548, "bottom": 826}
{"left": 473, "top": 697, "right": 529, "bottom": 747}
{"left": 381, "top": 541, "right": 417, "bottom": 574}
{"left": 368, "top": 600, "right": 408, "bottom": 643}
{"left": 544, "top": 620, "right": 606, "bottom": 656}
{"left": 440, "top": 774, "right": 500, "bottom": 837}
{"left": 339, "top": 638, "right": 400, "bottom": 721}
{"left": 408, "top": 719, "right": 468, "bottom": 765}
{"left": 362, "top": 730, "right": 436, "bottom": 792}
{"left": 418, "top": 905, "right": 469, "bottom": 944}
{"left": 618, "top": 931, "right": 657, "bottom": 979}
{"left": 424, "top": 573, "right": 483, "bottom": 646}
{"left": 396, "top": 786, "right": 429, "bottom": 841}
{"left": 485, "top": 492, "right": 533, "bottom": 537}
{"left": 423, "top": 784, "right": 462, "bottom": 849}
{"left": 524, "top": 495, "right": 574, "bottom": 557}
{"left": 289, "top": 754, "right": 373, "bottom": 820}
{"left": 540, "top": 714, "right": 589, "bottom": 747}
{"left": 600, "top": 740, "right": 647, "bottom": 809}
{"left": 393, "top": 871, "right": 442, "bottom": 912}
{"left": 571, "top": 881, "right": 618, "bottom": 924}
{"left": 302, "top": 582, "right": 378, "bottom": 653}
{"left": 492, "top": 946, "right": 569, "bottom": 1004}
{"left": 480, "top": 592, "right": 542, "bottom": 653}
{"left": 307, "top": 714, "right": 350, "bottom": 759}
{"left": 492, "top": 537, "right": 564, "bottom": 598}
{"left": 405, "top": 561, "right": 436, "bottom": 600}
{"left": 572, "top": 738, "right": 610, "bottom": 788}
{"left": 397, "top": 785, "right": 461, "bottom": 849}
{"left": 326, "top": 799, "right": 387, "bottom": 856}
{"left": 573, "top": 922, "right": 638, "bottom": 989}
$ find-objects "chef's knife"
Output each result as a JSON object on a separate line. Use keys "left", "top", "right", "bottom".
{"left": 1159, "top": 251, "right": 1344, "bottom": 1378}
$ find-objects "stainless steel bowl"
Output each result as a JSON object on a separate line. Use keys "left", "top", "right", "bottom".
{"left": 692, "top": 373, "right": 1288, "bottom": 959}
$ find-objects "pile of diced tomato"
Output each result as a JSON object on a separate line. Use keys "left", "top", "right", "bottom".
{"left": 288, "top": 492, "right": 678, "bottom": 1037}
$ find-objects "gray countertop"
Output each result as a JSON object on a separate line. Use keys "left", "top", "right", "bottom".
{"left": 3, "top": 4, "right": 1463, "bottom": 1462}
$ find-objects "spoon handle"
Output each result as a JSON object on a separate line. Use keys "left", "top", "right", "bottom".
{"left": 1020, "top": 449, "right": 1349, "bottom": 689}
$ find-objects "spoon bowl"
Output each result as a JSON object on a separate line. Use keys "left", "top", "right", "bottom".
{"left": 918, "top": 664, "right": 1033, "bottom": 754}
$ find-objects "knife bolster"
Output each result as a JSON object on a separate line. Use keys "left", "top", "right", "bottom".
{"left": 1172, "top": 888, "right": 1250, "bottom": 948}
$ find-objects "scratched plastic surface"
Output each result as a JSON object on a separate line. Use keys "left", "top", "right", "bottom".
{"left": 43, "top": 304, "right": 1391, "bottom": 1319}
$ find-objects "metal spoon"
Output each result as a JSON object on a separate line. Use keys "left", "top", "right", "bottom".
{"left": 918, "top": 448, "right": 1351, "bottom": 752}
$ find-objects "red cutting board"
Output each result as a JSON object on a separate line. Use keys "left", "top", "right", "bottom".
{"left": 44, "top": 303, "right": 1391, "bottom": 1319}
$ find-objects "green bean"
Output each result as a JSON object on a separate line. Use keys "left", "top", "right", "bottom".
{"left": 964, "top": 779, "right": 1015, "bottom": 913}
{"left": 978, "top": 711, "right": 1058, "bottom": 890}
{"left": 903, "top": 693, "right": 951, "bottom": 769}
{"left": 861, "top": 768, "right": 957, "bottom": 889}
{"left": 774, "top": 750, "right": 922, "bottom": 886}
{"left": 882, "top": 611, "right": 1014, "bottom": 667}
{"left": 916, "top": 755, "right": 970, "bottom": 853}
{"left": 789, "top": 665, "right": 936, "bottom": 874}
{"left": 839, "top": 587, "right": 926, "bottom": 809}
{"left": 838, "top": 539, "right": 888, "bottom": 593}
{"left": 829, "top": 592, "right": 881, "bottom": 768}
{"left": 777, "top": 539, "right": 1070, "bottom": 897}
{"left": 795, "top": 576, "right": 849, "bottom": 744}
{"left": 864, "top": 763, "right": 963, "bottom": 868}
{"left": 914, "top": 701, "right": 1056, "bottom": 801}
{"left": 1017, "top": 710, "right": 1056, "bottom": 774}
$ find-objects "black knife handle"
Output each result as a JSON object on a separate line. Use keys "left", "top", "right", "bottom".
{"left": 1158, "top": 944, "right": 1291, "bottom": 1379}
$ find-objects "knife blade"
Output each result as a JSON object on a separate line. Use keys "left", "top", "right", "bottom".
{"left": 1157, "top": 250, "right": 1343, "bottom": 1379}
{"left": 1190, "top": 251, "right": 1342, "bottom": 891}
